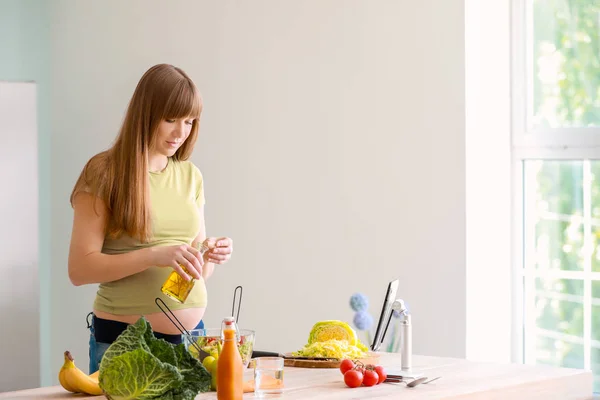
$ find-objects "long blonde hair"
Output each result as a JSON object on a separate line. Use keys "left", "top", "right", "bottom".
{"left": 70, "top": 64, "right": 203, "bottom": 242}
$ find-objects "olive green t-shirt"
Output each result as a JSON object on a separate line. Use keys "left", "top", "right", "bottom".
{"left": 93, "top": 158, "right": 208, "bottom": 315}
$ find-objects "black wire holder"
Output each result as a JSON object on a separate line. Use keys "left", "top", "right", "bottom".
{"left": 154, "top": 297, "right": 203, "bottom": 355}
{"left": 232, "top": 285, "right": 243, "bottom": 322}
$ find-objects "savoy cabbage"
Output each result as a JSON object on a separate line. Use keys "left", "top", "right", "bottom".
{"left": 98, "top": 317, "right": 210, "bottom": 399}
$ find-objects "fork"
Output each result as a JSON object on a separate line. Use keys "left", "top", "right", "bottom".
{"left": 385, "top": 376, "right": 441, "bottom": 386}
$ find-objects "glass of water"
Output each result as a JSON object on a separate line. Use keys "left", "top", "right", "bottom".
{"left": 253, "top": 357, "right": 284, "bottom": 396}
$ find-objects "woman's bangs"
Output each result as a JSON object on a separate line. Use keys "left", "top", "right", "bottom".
{"left": 163, "top": 80, "right": 202, "bottom": 120}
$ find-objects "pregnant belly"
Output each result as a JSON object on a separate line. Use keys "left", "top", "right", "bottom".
{"left": 93, "top": 307, "right": 206, "bottom": 335}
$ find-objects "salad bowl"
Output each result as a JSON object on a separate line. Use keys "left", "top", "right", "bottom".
{"left": 183, "top": 328, "right": 255, "bottom": 368}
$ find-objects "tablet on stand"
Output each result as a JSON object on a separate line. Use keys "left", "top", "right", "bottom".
{"left": 370, "top": 279, "right": 423, "bottom": 379}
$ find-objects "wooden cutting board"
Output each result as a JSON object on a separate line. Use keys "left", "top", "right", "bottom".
{"left": 282, "top": 352, "right": 380, "bottom": 369}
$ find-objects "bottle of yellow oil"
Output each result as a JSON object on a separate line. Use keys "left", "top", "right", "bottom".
{"left": 161, "top": 240, "right": 210, "bottom": 303}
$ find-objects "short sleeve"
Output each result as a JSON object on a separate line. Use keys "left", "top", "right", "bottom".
{"left": 71, "top": 181, "right": 104, "bottom": 203}
{"left": 192, "top": 164, "right": 206, "bottom": 207}
{"left": 80, "top": 185, "right": 94, "bottom": 194}
{"left": 70, "top": 152, "right": 109, "bottom": 204}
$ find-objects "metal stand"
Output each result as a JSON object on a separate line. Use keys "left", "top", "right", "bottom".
{"left": 373, "top": 299, "right": 407, "bottom": 351}
{"left": 375, "top": 298, "right": 423, "bottom": 380}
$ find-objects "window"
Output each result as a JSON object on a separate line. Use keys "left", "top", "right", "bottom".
{"left": 513, "top": 0, "right": 600, "bottom": 392}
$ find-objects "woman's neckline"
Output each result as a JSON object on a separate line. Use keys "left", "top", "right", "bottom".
{"left": 149, "top": 157, "right": 171, "bottom": 175}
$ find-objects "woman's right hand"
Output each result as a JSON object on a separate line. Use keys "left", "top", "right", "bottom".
{"left": 151, "top": 244, "right": 204, "bottom": 281}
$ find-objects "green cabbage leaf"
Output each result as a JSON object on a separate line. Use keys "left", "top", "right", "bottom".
{"left": 307, "top": 320, "right": 358, "bottom": 346}
{"left": 98, "top": 317, "right": 210, "bottom": 399}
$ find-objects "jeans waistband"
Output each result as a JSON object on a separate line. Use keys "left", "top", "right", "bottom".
{"left": 92, "top": 315, "right": 182, "bottom": 345}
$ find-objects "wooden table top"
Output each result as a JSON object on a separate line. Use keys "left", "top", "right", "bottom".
{"left": 0, "top": 353, "right": 594, "bottom": 399}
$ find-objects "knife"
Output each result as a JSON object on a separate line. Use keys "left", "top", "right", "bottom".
{"left": 251, "top": 350, "right": 338, "bottom": 361}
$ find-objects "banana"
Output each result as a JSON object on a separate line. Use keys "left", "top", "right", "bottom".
{"left": 59, "top": 351, "right": 103, "bottom": 396}
{"left": 58, "top": 352, "right": 78, "bottom": 393}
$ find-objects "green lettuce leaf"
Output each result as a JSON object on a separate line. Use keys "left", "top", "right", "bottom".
{"left": 99, "top": 317, "right": 210, "bottom": 400}
{"left": 147, "top": 336, "right": 177, "bottom": 366}
{"left": 172, "top": 344, "right": 210, "bottom": 395}
{"left": 101, "top": 349, "right": 181, "bottom": 399}
{"left": 100, "top": 317, "right": 151, "bottom": 368}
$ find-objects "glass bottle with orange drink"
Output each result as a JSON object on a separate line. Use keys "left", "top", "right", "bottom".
{"left": 217, "top": 316, "right": 244, "bottom": 400}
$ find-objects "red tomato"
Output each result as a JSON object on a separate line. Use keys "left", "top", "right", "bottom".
{"left": 340, "top": 359, "right": 355, "bottom": 375}
{"left": 344, "top": 369, "right": 364, "bottom": 388}
{"left": 362, "top": 370, "right": 379, "bottom": 387}
{"left": 374, "top": 366, "right": 387, "bottom": 384}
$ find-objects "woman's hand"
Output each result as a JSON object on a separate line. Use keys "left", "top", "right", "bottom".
{"left": 203, "top": 237, "right": 233, "bottom": 265}
{"left": 151, "top": 244, "right": 204, "bottom": 281}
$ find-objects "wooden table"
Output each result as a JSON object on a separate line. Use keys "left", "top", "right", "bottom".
{"left": 0, "top": 353, "right": 594, "bottom": 399}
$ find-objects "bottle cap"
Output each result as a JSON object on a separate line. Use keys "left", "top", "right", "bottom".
{"left": 223, "top": 316, "right": 235, "bottom": 324}
{"left": 196, "top": 241, "right": 210, "bottom": 254}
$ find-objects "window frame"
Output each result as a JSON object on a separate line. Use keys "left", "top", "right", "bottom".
{"left": 511, "top": 0, "right": 600, "bottom": 150}
{"left": 511, "top": 0, "right": 600, "bottom": 373}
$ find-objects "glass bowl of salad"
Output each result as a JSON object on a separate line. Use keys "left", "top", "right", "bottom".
{"left": 183, "top": 328, "right": 255, "bottom": 368}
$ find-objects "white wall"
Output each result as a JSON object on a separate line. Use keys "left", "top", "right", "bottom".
{"left": 0, "top": 0, "right": 51, "bottom": 390}
{"left": 0, "top": 82, "right": 39, "bottom": 391}
{"left": 465, "top": 0, "right": 512, "bottom": 363}
{"left": 48, "top": 0, "right": 466, "bottom": 384}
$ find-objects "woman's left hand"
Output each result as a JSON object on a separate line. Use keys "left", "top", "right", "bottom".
{"left": 203, "top": 237, "right": 233, "bottom": 264}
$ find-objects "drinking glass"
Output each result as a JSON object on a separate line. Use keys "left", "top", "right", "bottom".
{"left": 253, "top": 357, "right": 284, "bottom": 396}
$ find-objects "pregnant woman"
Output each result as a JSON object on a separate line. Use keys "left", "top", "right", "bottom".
{"left": 67, "top": 64, "right": 233, "bottom": 373}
